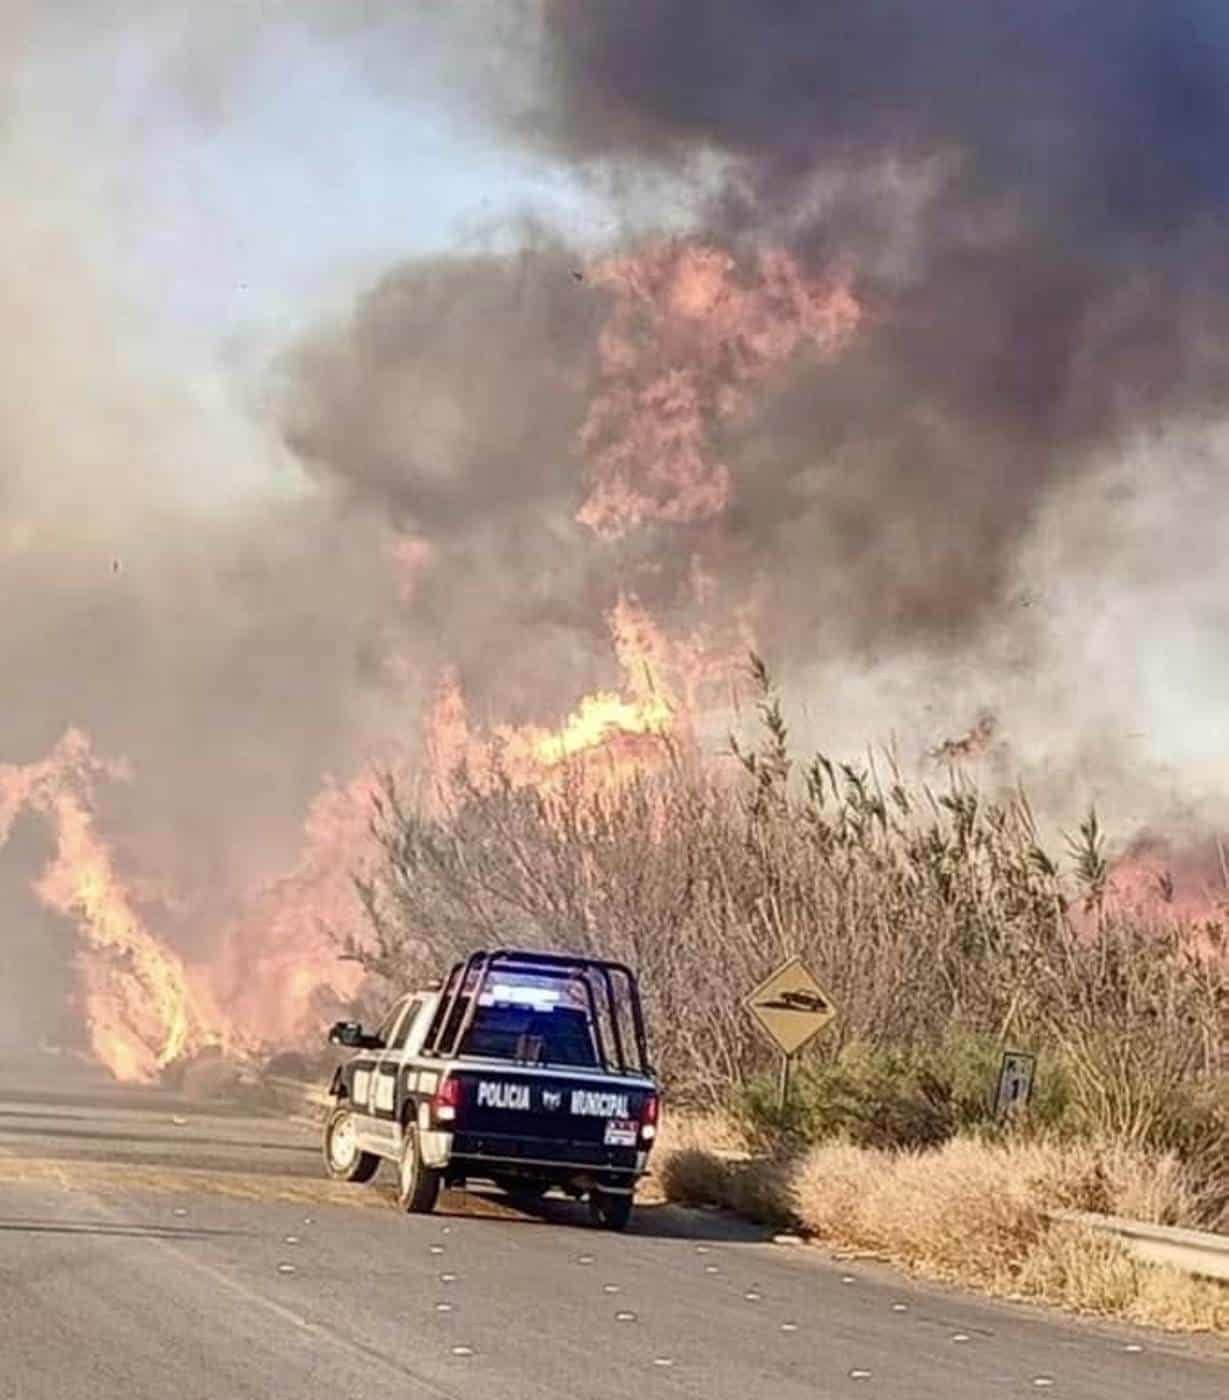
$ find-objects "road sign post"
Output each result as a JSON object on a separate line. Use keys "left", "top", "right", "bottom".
{"left": 742, "top": 957, "right": 837, "bottom": 1115}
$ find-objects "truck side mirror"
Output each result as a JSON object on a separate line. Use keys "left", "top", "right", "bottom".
{"left": 328, "top": 1020, "right": 364, "bottom": 1048}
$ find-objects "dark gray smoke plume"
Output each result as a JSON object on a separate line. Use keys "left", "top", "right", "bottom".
{"left": 524, "top": 3, "right": 1229, "bottom": 641}
{"left": 263, "top": 0, "right": 1229, "bottom": 865}
{"left": 6, "top": 1, "right": 1229, "bottom": 1047}
{"left": 280, "top": 240, "right": 615, "bottom": 720}
{"left": 281, "top": 2, "right": 1229, "bottom": 763}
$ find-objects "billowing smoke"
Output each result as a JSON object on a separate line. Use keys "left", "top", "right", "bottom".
{"left": 521, "top": 4, "right": 1229, "bottom": 671}
{"left": 5, "top": 2, "right": 1229, "bottom": 1058}
{"left": 283, "top": 1, "right": 1229, "bottom": 819}
{"left": 0, "top": 5, "right": 424, "bottom": 1045}
{"left": 278, "top": 239, "right": 620, "bottom": 722}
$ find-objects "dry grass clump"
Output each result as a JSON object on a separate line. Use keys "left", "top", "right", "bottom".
{"left": 1018, "top": 1226, "right": 1229, "bottom": 1331}
{"left": 655, "top": 1109, "right": 750, "bottom": 1160}
{"left": 658, "top": 1147, "right": 737, "bottom": 1207}
{"left": 655, "top": 1122, "right": 1229, "bottom": 1333}
{"left": 654, "top": 1111, "right": 765, "bottom": 1213}
{"left": 657, "top": 1146, "right": 794, "bottom": 1226}
{"left": 677, "top": 1136, "right": 1099, "bottom": 1285}
{"left": 787, "top": 1136, "right": 1158, "bottom": 1285}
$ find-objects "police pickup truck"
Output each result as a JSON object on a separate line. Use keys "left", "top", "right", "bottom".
{"left": 322, "top": 949, "right": 660, "bottom": 1231}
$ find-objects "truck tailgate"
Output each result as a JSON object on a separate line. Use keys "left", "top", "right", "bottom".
{"left": 448, "top": 1066, "right": 652, "bottom": 1150}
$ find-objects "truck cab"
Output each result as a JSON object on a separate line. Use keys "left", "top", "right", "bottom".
{"left": 321, "top": 949, "right": 660, "bottom": 1231}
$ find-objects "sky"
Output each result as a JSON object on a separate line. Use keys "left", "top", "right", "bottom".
{"left": 4, "top": 5, "right": 608, "bottom": 505}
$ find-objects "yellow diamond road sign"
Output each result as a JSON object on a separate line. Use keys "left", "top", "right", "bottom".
{"left": 743, "top": 956, "right": 837, "bottom": 1057}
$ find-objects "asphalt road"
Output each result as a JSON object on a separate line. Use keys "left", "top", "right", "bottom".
{"left": 0, "top": 1055, "right": 1225, "bottom": 1400}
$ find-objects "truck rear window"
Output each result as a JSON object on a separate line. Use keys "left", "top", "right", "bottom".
{"left": 458, "top": 1004, "right": 599, "bottom": 1068}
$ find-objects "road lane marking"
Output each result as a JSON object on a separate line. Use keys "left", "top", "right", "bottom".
{"left": 52, "top": 1180, "right": 467, "bottom": 1400}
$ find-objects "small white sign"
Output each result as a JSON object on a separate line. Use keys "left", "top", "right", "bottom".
{"left": 994, "top": 1051, "right": 1036, "bottom": 1118}
{"left": 604, "top": 1119, "right": 638, "bottom": 1147}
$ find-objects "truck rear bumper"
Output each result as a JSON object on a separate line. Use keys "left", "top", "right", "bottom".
{"left": 447, "top": 1156, "right": 639, "bottom": 1194}
{"left": 415, "top": 1129, "right": 646, "bottom": 1179}
{"left": 450, "top": 1131, "right": 639, "bottom": 1173}
{"left": 438, "top": 1132, "right": 650, "bottom": 1192}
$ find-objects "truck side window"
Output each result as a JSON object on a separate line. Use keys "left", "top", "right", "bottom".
{"left": 390, "top": 998, "right": 422, "bottom": 1052}
{"left": 429, "top": 995, "right": 471, "bottom": 1054}
{"left": 374, "top": 1001, "right": 405, "bottom": 1047}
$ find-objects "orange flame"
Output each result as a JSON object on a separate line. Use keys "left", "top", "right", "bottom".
{"left": 1106, "top": 834, "right": 1229, "bottom": 928}
{"left": 1, "top": 240, "right": 865, "bottom": 1069}
{"left": 414, "top": 245, "right": 861, "bottom": 801}
{"left": 421, "top": 595, "right": 690, "bottom": 802}
{"left": 520, "top": 688, "right": 673, "bottom": 767}
{"left": 577, "top": 241, "right": 860, "bottom": 539}
{"left": 0, "top": 730, "right": 238, "bottom": 1082}
{"left": 210, "top": 769, "right": 375, "bottom": 1050}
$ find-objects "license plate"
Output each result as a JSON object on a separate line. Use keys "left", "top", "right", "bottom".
{"left": 604, "top": 1119, "right": 638, "bottom": 1147}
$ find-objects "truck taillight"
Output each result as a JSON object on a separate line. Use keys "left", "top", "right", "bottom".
{"left": 638, "top": 1093, "right": 659, "bottom": 1143}
{"left": 432, "top": 1076, "right": 460, "bottom": 1124}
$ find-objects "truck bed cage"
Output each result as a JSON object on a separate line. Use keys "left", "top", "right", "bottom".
{"left": 422, "top": 948, "right": 651, "bottom": 1077}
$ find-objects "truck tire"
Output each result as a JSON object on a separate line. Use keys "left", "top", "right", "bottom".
{"left": 397, "top": 1126, "right": 442, "bottom": 1214}
{"left": 323, "top": 1105, "right": 380, "bottom": 1183}
{"left": 588, "top": 1189, "right": 634, "bottom": 1232}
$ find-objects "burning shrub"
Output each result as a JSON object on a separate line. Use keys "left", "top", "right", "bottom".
{"left": 349, "top": 659, "right": 1229, "bottom": 1192}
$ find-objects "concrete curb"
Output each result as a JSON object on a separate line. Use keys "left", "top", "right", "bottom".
{"left": 1048, "top": 1209, "right": 1229, "bottom": 1284}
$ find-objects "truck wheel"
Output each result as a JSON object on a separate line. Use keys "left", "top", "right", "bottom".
{"left": 397, "top": 1126, "right": 442, "bottom": 1214}
{"left": 323, "top": 1105, "right": 379, "bottom": 1183}
{"left": 588, "top": 1189, "right": 634, "bottom": 1232}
